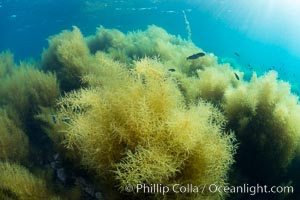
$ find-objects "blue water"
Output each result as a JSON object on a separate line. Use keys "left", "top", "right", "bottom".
{"left": 1, "top": 0, "right": 299, "bottom": 92}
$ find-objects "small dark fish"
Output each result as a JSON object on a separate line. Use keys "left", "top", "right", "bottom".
{"left": 51, "top": 115, "right": 57, "bottom": 124}
{"left": 234, "top": 52, "right": 240, "bottom": 57}
{"left": 168, "top": 68, "right": 176, "bottom": 72}
{"left": 234, "top": 72, "right": 240, "bottom": 80}
{"left": 186, "top": 52, "right": 205, "bottom": 60}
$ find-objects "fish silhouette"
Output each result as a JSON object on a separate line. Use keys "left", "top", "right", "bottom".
{"left": 186, "top": 52, "right": 205, "bottom": 60}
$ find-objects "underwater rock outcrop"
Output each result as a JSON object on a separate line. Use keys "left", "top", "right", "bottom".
{"left": 0, "top": 109, "right": 29, "bottom": 163}
{"left": 223, "top": 71, "right": 300, "bottom": 184}
{"left": 42, "top": 26, "right": 91, "bottom": 92}
{"left": 87, "top": 25, "right": 218, "bottom": 74}
{"left": 0, "top": 62, "right": 59, "bottom": 128}
{"left": 0, "top": 162, "right": 61, "bottom": 200}
{"left": 1, "top": 24, "right": 300, "bottom": 199}
{"left": 53, "top": 57, "right": 236, "bottom": 200}
{"left": 0, "top": 51, "right": 14, "bottom": 79}
{"left": 40, "top": 25, "right": 300, "bottom": 199}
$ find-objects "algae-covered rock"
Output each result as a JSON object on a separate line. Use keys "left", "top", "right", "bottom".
{"left": 0, "top": 162, "right": 61, "bottom": 200}
{"left": 0, "top": 109, "right": 29, "bottom": 163}
{"left": 223, "top": 71, "right": 300, "bottom": 183}
{"left": 54, "top": 57, "right": 236, "bottom": 200}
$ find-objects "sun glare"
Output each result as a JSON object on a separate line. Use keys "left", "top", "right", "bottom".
{"left": 191, "top": 0, "right": 300, "bottom": 57}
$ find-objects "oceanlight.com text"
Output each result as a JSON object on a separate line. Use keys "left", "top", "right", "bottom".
{"left": 208, "top": 183, "right": 294, "bottom": 196}
{"left": 125, "top": 183, "right": 294, "bottom": 196}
